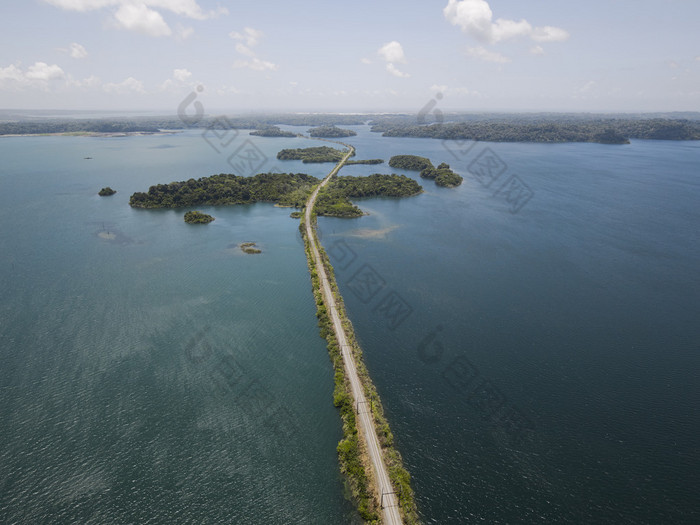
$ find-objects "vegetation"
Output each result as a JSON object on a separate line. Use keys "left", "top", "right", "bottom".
{"left": 315, "top": 174, "right": 422, "bottom": 218}
{"left": 277, "top": 146, "right": 354, "bottom": 163}
{"left": 420, "top": 162, "right": 463, "bottom": 188}
{"left": 388, "top": 155, "right": 434, "bottom": 171}
{"left": 345, "top": 159, "right": 384, "bottom": 165}
{"left": 374, "top": 118, "right": 700, "bottom": 144}
{"left": 300, "top": 211, "right": 421, "bottom": 524}
{"left": 184, "top": 211, "right": 214, "bottom": 224}
{"left": 249, "top": 126, "right": 297, "bottom": 138}
{"left": 129, "top": 172, "right": 319, "bottom": 209}
{"left": 308, "top": 125, "right": 358, "bottom": 138}
{"left": 240, "top": 242, "right": 261, "bottom": 254}
{"left": 98, "top": 187, "right": 116, "bottom": 196}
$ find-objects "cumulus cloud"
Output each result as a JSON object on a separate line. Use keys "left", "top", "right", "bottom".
{"left": 378, "top": 41, "right": 407, "bottom": 64}
{"left": 26, "top": 62, "right": 65, "bottom": 80}
{"left": 530, "top": 45, "right": 544, "bottom": 56}
{"left": 229, "top": 27, "right": 264, "bottom": 47}
{"left": 103, "top": 76, "right": 145, "bottom": 94}
{"left": 0, "top": 64, "right": 26, "bottom": 83}
{"left": 43, "top": 0, "right": 228, "bottom": 37}
{"left": 466, "top": 46, "right": 510, "bottom": 63}
{"left": 114, "top": 3, "right": 171, "bottom": 36}
{"left": 69, "top": 42, "right": 88, "bottom": 59}
{"left": 230, "top": 28, "right": 277, "bottom": 72}
{"left": 360, "top": 57, "right": 372, "bottom": 65}
{"left": 444, "top": 0, "right": 568, "bottom": 44}
{"left": 377, "top": 41, "right": 409, "bottom": 78}
{"left": 386, "top": 63, "right": 410, "bottom": 78}
{"left": 173, "top": 68, "right": 191, "bottom": 82}
{"left": 160, "top": 68, "right": 193, "bottom": 90}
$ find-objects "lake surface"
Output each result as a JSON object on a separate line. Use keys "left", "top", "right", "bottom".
{"left": 1, "top": 126, "right": 699, "bottom": 523}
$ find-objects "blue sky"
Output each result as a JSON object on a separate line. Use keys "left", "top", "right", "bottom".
{"left": 1, "top": 0, "right": 698, "bottom": 113}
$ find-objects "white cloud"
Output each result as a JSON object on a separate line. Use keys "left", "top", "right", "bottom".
{"left": 386, "top": 63, "right": 409, "bottom": 78}
{"left": 360, "top": 58, "right": 372, "bottom": 65}
{"left": 26, "top": 62, "right": 66, "bottom": 80}
{"left": 530, "top": 45, "right": 544, "bottom": 56}
{"left": 235, "top": 43, "right": 256, "bottom": 57}
{"left": 69, "top": 42, "right": 88, "bottom": 59}
{"left": 103, "top": 76, "right": 145, "bottom": 94}
{"left": 230, "top": 28, "right": 277, "bottom": 72}
{"left": 377, "top": 41, "right": 409, "bottom": 78}
{"left": 444, "top": 0, "right": 568, "bottom": 44}
{"left": 0, "top": 64, "right": 25, "bottom": 83}
{"left": 173, "top": 68, "right": 191, "bottom": 82}
{"left": 229, "top": 27, "right": 264, "bottom": 47}
{"left": 114, "top": 3, "right": 171, "bottom": 36}
{"left": 378, "top": 41, "right": 407, "bottom": 64}
{"left": 466, "top": 46, "right": 510, "bottom": 63}
{"left": 160, "top": 68, "right": 193, "bottom": 90}
{"left": 233, "top": 58, "right": 277, "bottom": 72}
{"left": 43, "top": 0, "right": 227, "bottom": 37}
{"left": 0, "top": 62, "right": 66, "bottom": 90}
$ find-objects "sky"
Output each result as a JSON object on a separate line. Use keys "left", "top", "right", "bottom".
{"left": 1, "top": 0, "right": 699, "bottom": 113}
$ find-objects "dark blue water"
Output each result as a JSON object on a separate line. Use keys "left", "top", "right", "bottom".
{"left": 1, "top": 127, "right": 699, "bottom": 524}
{"left": 316, "top": 128, "right": 700, "bottom": 523}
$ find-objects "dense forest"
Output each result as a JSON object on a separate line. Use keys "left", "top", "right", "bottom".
{"left": 345, "top": 159, "right": 384, "bottom": 165}
{"left": 184, "top": 211, "right": 215, "bottom": 224}
{"left": 249, "top": 126, "right": 297, "bottom": 138}
{"left": 129, "top": 172, "right": 319, "bottom": 208}
{"left": 419, "top": 162, "right": 463, "bottom": 187}
{"left": 277, "top": 146, "right": 353, "bottom": 163}
{"left": 315, "top": 174, "right": 422, "bottom": 217}
{"left": 308, "top": 125, "right": 358, "bottom": 138}
{"left": 388, "top": 155, "right": 433, "bottom": 171}
{"left": 372, "top": 118, "right": 700, "bottom": 143}
{"left": 4, "top": 112, "right": 699, "bottom": 141}
{"left": 129, "top": 171, "right": 421, "bottom": 218}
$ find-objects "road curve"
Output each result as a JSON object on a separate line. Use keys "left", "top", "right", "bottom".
{"left": 303, "top": 142, "right": 403, "bottom": 525}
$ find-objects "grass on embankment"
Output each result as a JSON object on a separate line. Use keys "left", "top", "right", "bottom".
{"left": 300, "top": 209, "right": 420, "bottom": 524}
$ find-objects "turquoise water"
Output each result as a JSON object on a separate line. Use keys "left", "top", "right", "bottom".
{"left": 1, "top": 127, "right": 699, "bottom": 523}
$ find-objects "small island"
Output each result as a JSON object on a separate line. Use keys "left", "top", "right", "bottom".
{"left": 420, "top": 162, "right": 464, "bottom": 188}
{"left": 98, "top": 187, "right": 117, "bottom": 196}
{"left": 239, "top": 242, "right": 261, "bottom": 254}
{"left": 388, "top": 155, "right": 433, "bottom": 171}
{"left": 308, "top": 125, "right": 357, "bottom": 138}
{"left": 184, "top": 211, "right": 215, "bottom": 224}
{"left": 250, "top": 126, "right": 297, "bottom": 138}
{"left": 276, "top": 146, "right": 353, "bottom": 163}
{"left": 389, "top": 155, "right": 463, "bottom": 187}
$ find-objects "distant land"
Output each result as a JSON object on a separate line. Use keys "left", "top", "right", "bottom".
{"left": 2, "top": 111, "right": 700, "bottom": 143}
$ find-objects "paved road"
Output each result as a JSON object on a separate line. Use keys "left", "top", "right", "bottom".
{"left": 304, "top": 144, "right": 403, "bottom": 525}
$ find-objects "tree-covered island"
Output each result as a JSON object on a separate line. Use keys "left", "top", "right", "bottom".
{"left": 184, "top": 211, "right": 215, "bottom": 224}
{"left": 129, "top": 172, "right": 421, "bottom": 217}
{"left": 389, "top": 155, "right": 464, "bottom": 187}
{"left": 249, "top": 126, "right": 297, "bottom": 138}
{"left": 307, "top": 125, "right": 358, "bottom": 138}
{"left": 98, "top": 187, "right": 117, "bottom": 196}
{"left": 276, "top": 146, "right": 354, "bottom": 163}
{"left": 315, "top": 174, "right": 422, "bottom": 217}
